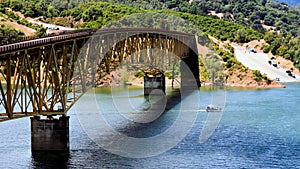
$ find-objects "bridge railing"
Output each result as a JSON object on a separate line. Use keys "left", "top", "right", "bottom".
{"left": 0, "top": 27, "right": 194, "bottom": 47}
{"left": 0, "top": 28, "right": 194, "bottom": 54}
{"left": 0, "top": 28, "right": 96, "bottom": 46}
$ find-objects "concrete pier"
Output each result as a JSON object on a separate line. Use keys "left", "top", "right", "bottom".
{"left": 144, "top": 75, "right": 166, "bottom": 95}
{"left": 31, "top": 115, "right": 70, "bottom": 152}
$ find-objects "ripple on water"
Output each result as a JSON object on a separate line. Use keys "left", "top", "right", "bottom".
{"left": 0, "top": 85, "right": 300, "bottom": 168}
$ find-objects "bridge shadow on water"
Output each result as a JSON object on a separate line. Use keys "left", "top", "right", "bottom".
{"left": 31, "top": 87, "right": 198, "bottom": 168}
{"left": 31, "top": 152, "right": 70, "bottom": 169}
{"left": 107, "top": 87, "right": 198, "bottom": 138}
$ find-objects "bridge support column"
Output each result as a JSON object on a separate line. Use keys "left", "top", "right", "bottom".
{"left": 180, "top": 36, "right": 201, "bottom": 89}
{"left": 31, "top": 115, "right": 70, "bottom": 152}
{"left": 144, "top": 75, "right": 165, "bottom": 95}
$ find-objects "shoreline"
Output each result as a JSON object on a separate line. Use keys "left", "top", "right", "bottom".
{"left": 97, "top": 76, "right": 288, "bottom": 89}
{"left": 96, "top": 69, "right": 288, "bottom": 89}
{"left": 201, "top": 81, "right": 286, "bottom": 89}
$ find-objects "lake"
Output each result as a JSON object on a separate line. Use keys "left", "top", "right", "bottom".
{"left": 0, "top": 83, "right": 299, "bottom": 168}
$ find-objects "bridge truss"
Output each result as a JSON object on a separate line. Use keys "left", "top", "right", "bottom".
{"left": 0, "top": 28, "right": 199, "bottom": 120}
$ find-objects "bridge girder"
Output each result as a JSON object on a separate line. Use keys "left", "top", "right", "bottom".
{"left": 0, "top": 29, "right": 199, "bottom": 120}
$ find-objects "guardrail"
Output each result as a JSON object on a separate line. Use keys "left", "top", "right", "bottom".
{"left": 0, "top": 29, "right": 95, "bottom": 46}
{"left": 0, "top": 28, "right": 193, "bottom": 54}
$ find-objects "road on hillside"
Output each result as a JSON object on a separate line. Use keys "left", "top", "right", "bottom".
{"left": 28, "top": 19, "right": 76, "bottom": 31}
{"left": 233, "top": 45, "right": 300, "bottom": 83}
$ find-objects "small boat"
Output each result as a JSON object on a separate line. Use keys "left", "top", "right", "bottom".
{"left": 206, "top": 105, "right": 222, "bottom": 112}
{"left": 124, "top": 82, "right": 132, "bottom": 86}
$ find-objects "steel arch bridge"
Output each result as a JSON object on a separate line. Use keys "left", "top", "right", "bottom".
{"left": 0, "top": 28, "right": 200, "bottom": 121}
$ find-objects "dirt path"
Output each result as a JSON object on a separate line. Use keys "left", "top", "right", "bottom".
{"left": 233, "top": 44, "right": 300, "bottom": 83}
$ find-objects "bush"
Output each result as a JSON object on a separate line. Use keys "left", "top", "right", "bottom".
{"left": 262, "top": 45, "right": 270, "bottom": 53}
{"left": 164, "top": 72, "right": 173, "bottom": 79}
{"left": 134, "top": 71, "right": 145, "bottom": 78}
{"left": 253, "top": 70, "right": 263, "bottom": 82}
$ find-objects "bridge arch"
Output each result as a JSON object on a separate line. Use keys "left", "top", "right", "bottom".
{"left": 0, "top": 28, "right": 200, "bottom": 119}
{"left": 77, "top": 29, "right": 200, "bottom": 89}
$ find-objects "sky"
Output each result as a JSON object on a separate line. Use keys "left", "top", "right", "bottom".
{"left": 276, "top": 0, "right": 300, "bottom": 5}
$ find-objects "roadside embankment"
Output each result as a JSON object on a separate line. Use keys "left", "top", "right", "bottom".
{"left": 233, "top": 44, "right": 300, "bottom": 83}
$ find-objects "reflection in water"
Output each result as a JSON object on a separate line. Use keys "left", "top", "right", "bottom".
{"left": 31, "top": 152, "right": 69, "bottom": 169}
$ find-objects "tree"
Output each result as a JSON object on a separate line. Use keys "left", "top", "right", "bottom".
{"left": 236, "top": 29, "right": 247, "bottom": 43}
{"left": 0, "top": 24, "right": 24, "bottom": 44}
{"left": 23, "top": 7, "right": 34, "bottom": 17}
{"left": 203, "top": 54, "right": 224, "bottom": 85}
{"left": 47, "top": 4, "right": 59, "bottom": 18}
{"left": 35, "top": 27, "right": 46, "bottom": 37}
{"left": 270, "top": 38, "right": 282, "bottom": 55}
{"left": 260, "top": 0, "right": 267, "bottom": 6}
{"left": 264, "top": 13, "right": 275, "bottom": 26}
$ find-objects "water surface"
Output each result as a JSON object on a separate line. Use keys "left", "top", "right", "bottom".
{"left": 0, "top": 84, "right": 299, "bottom": 168}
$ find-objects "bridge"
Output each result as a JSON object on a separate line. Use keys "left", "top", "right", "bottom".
{"left": 0, "top": 28, "right": 200, "bottom": 151}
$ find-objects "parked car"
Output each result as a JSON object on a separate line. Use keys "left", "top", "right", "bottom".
{"left": 286, "top": 70, "right": 295, "bottom": 78}
{"left": 268, "top": 60, "right": 277, "bottom": 67}
{"left": 249, "top": 48, "right": 257, "bottom": 53}
{"left": 287, "top": 72, "right": 296, "bottom": 78}
{"left": 48, "top": 27, "right": 59, "bottom": 30}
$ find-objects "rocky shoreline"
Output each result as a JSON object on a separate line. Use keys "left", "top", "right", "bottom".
{"left": 97, "top": 70, "right": 286, "bottom": 89}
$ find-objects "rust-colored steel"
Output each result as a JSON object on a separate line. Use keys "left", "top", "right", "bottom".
{"left": 0, "top": 28, "right": 199, "bottom": 121}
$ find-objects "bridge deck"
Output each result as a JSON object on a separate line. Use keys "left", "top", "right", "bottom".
{"left": 0, "top": 28, "right": 199, "bottom": 121}
{"left": 0, "top": 28, "right": 193, "bottom": 54}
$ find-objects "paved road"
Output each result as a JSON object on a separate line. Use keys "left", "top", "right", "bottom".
{"left": 28, "top": 19, "right": 76, "bottom": 31}
{"left": 233, "top": 45, "right": 300, "bottom": 83}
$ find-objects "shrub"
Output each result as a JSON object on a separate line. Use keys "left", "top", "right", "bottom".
{"left": 164, "top": 72, "right": 173, "bottom": 79}
{"left": 134, "top": 71, "right": 145, "bottom": 78}
{"left": 263, "top": 45, "right": 270, "bottom": 53}
{"left": 253, "top": 70, "right": 263, "bottom": 82}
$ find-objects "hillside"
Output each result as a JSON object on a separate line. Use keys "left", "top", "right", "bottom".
{"left": 78, "top": 0, "right": 300, "bottom": 37}
{"left": 0, "top": 5, "right": 45, "bottom": 44}
{"left": 2, "top": 0, "right": 300, "bottom": 34}
{"left": 0, "top": 10, "right": 36, "bottom": 36}
{"left": 4, "top": 0, "right": 298, "bottom": 70}
{"left": 1, "top": 0, "right": 299, "bottom": 88}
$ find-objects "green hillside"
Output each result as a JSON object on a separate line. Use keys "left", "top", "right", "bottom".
{"left": 2, "top": 0, "right": 300, "bottom": 35}
{"left": 1, "top": 0, "right": 300, "bottom": 69}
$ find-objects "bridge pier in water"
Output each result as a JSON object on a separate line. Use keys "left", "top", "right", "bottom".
{"left": 31, "top": 115, "right": 70, "bottom": 152}
{"left": 144, "top": 74, "right": 166, "bottom": 95}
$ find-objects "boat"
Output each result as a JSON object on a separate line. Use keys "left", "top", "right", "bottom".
{"left": 124, "top": 81, "right": 132, "bottom": 85}
{"left": 206, "top": 105, "right": 222, "bottom": 112}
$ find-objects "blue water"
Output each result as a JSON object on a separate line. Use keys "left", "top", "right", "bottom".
{"left": 0, "top": 83, "right": 300, "bottom": 168}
